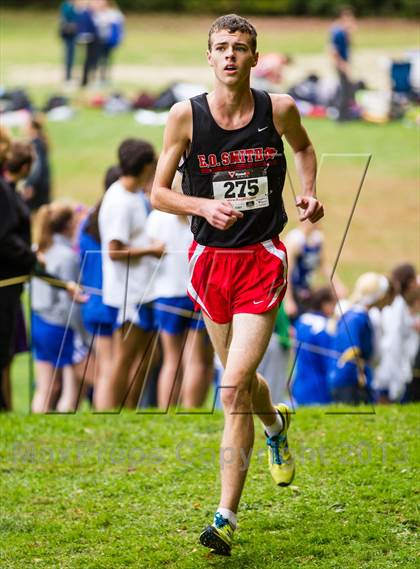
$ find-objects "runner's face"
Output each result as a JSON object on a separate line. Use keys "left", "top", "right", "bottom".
{"left": 207, "top": 30, "right": 258, "bottom": 85}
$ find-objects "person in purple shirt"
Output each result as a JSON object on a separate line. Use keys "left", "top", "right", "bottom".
{"left": 329, "top": 5, "right": 356, "bottom": 121}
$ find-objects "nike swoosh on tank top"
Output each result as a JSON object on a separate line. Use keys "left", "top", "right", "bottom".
{"left": 180, "top": 88, "right": 288, "bottom": 248}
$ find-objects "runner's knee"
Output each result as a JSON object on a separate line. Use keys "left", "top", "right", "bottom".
{"left": 220, "top": 381, "right": 253, "bottom": 411}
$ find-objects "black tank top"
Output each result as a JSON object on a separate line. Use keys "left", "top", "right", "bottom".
{"left": 181, "top": 89, "right": 287, "bottom": 247}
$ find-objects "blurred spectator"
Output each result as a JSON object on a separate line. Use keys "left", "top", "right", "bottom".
{"left": 92, "top": 0, "right": 124, "bottom": 84}
{"left": 0, "top": 141, "right": 35, "bottom": 411}
{"left": 291, "top": 287, "right": 335, "bottom": 406}
{"left": 252, "top": 53, "right": 291, "bottom": 91}
{"left": 257, "top": 303, "right": 291, "bottom": 404}
{"left": 374, "top": 264, "right": 419, "bottom": 402}
{"left": 78, "top": 165, "right": 120, "bottom": 409}
{"left": 22, "top": 116, "right": 51, "bottom": 212}
{"left": 97, "top": 139, "right": 163, "bottom": 410}
{"left": 31, "top": 202, "right": 82, "bottom": 413}
{"left": 59, "top": 0, "right": 79, "bottom": 83}
{"left": 0, "top": 126, "right": 11, "bottom": 174}
{"left": 329, "top": 272, "right": 389, "bottom": 405}
{"left": 284, "top": 220, "right": 346, "bottom": 318}
{"left": 76, "top": 0, "right": 100, "bottom": 87}
{"left": 146, "top": 209, "right": 211, "bottom": 409}
{"left": 329, "top": 5, "right": 356, "bottom": 121}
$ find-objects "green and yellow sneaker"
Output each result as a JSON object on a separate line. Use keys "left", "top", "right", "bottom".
{"left": 199, "top": 512, "right": 234, "bottom": 556}
{"left": 266, "top": 403, "right": 295, "bottom": 486}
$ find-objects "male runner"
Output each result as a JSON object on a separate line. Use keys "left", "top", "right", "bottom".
{"left": 151, "top": 14, "right": 323, "bottom": 556}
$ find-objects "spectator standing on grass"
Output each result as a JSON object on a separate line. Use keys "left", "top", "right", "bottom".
{"left": 92, "top": 0, "right": 124, "bottom": 84}
{"left": 329, "top": 272, "right": 389, "bottom": 405}
{"left": 97, "top": 139, "right": 164, "bottom": 411}
{"left": 78, "top": 165, "right": 120, "bottom": 409}
{"left": 22, "top": 116, "right": 51, "bottom": 212}
{"left": 59, "top": 0, "right": 79, "bottom": 83}
{"left": 329, "top": 5, "right": 356, "bottom": 121}
{"left": 76, "top": 0, "right": 100, "bottom": 87}
{"left": 31, "top": 202, "right": 84, "bottom": 413}
{"left": 0, "top": 141, "right": 36, "bottom": 412}
{"left": 146, "top": 204, "right": 212, "bottom": 410}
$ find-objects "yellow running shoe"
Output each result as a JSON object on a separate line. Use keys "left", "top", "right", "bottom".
{"left": 199, "top": 512, "right": 234, "bottom": 556}
{"left": 266, "top": 403, "right": 295, "bottom": 486}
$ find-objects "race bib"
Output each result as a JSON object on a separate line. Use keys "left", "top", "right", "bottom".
{"left": 212, "top": 167, "right": 269, "bottom": 211}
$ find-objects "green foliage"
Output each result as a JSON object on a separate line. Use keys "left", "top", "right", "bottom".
{"left": 3, "top": 0, "right": 419, "bottom": 16}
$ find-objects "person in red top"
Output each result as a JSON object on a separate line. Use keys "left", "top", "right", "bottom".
{"left": 151, "top": 14, "right": 323, "bottom": 556}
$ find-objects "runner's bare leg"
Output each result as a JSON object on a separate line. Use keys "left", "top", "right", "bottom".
{"left": 204, "top": 309, "right": 279, "bottom": 513}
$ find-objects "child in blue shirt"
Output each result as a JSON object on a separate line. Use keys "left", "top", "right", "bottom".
{"left": 292, "top": 287, "right": 335, "bottom": 406}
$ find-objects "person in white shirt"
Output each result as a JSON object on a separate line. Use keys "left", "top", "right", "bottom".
{"left": 374, "top": 263, "right": 419, "bottom": 402}
{"left": 97, "top": 138, "right": 164, "bottom": 410}
{"left": 146, "top": 207, "right": 212, "bottom": 409}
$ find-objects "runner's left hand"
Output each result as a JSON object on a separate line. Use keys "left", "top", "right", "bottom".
{"left": 296, "top": 195, "right": 324, "bottom": 223}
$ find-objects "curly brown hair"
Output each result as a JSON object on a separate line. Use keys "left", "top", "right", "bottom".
{"left": 208, "top": 14, "right": 257, "bottom": 54}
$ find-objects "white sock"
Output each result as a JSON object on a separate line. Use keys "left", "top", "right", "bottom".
{"left": 265, "top": 410, "right": 284, "bottom": 437}
{"left": 216, "top": 508, "right": 237, "bottom": 529}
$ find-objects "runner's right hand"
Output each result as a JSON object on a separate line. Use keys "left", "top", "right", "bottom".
{"left": 200, "top": 199, "right": 243, "bottom": 230}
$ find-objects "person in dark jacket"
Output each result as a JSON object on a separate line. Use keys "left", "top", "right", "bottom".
{"left": 0, "top": 141, "right": 36, "bottom": 411}
{"left": 23, "top": 117, "right": 51, "bottom": 212}
{"left": 76, "top": 0, "right": 100, "bottom": 87}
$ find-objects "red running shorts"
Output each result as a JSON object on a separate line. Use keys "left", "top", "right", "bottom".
{"left": 187, "top": 236, "right": 288, "bottom": 324}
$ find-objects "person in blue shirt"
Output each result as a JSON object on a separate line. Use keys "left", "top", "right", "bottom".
{"left": 78, "top": 165, "right": 120, "bottom": 408}
{"left": 284, "top": 221, "right": 346, "bottom": 318}
{"left": 76, "top": 0, "right": 100, "bottom": 87}
{"left": 329, "top": 272, "right": 389, "bottom": 405}
{"left": 329, "top": 5, "right": 356, "bottom": 121}
{"left": 292, "top": 287, "right": 335, "bottom": 406}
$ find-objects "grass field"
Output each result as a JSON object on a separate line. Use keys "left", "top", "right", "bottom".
{"left": 3, "top": 12, "right": 419, "bottom": 67}
{"left": 1, "top": 405, "right": 419, "bottom": 568}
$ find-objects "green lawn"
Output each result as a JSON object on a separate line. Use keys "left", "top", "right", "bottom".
{"left": 2, "top": 12, "right": 419, "bottom": 68}
{"left": 1, "top": 405, "right": 419, "bottom": 568}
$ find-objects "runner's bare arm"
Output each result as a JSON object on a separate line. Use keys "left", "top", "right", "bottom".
{"left": 271, "top": 94, "right": 324, "bottom": 223}
{"left": 151, "top": 102, "right": 243, "bottom": 230}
